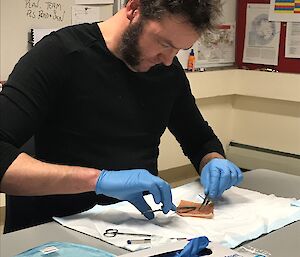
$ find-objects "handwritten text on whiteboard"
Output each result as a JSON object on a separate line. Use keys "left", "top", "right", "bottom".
{"left": 25, "top": 0, "right": 66, "bottom": 22}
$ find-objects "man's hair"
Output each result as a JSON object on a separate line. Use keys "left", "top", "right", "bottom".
{"left": 126, "top": 0, "right": 222, "bottom": 34}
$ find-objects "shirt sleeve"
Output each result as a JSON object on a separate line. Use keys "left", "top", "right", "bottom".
{"left": 0, "top": 33, "right": 67, "bottom": 184}
{"left": 167, "top": 68, "right": 225, "bottom": 172}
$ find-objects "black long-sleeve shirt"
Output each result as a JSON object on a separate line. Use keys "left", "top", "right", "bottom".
{"left": 0, "top": 23, "right": 224, "bottom": 232}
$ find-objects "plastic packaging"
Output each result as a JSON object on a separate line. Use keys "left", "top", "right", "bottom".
{"left": 235, "top": 245, "right": 271, "bottom": 257}
{"left": 14, "top": 241, "right": 115, "bottom": 257}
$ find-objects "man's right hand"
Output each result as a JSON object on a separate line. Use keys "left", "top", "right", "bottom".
{"left": 95, "top": 169, "right": 176, "bottom": 219}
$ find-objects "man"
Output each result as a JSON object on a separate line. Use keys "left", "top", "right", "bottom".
{"left": 0, "top": 0, "right": 243, "bottom": 234}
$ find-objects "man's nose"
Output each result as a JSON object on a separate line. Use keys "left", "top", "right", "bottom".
{"left": 159, "top": 48, "right": 179, "bottom": 66}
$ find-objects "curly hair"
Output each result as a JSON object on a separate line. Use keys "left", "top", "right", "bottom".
{"left": 125, "top": 0, "right": 222, "bottom": 33}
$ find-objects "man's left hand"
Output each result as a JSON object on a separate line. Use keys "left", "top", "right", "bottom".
{"left": 200, "top": 159, "right": 243, "bottom": 199}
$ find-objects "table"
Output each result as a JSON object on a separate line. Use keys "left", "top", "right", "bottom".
{"left": 236, "top": 169, "right": 300, "bottom": 257}
{"left": 1, "top": 169, "right": 299, "bottom": 257}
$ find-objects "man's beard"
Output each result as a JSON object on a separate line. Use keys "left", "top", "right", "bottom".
{"left": 118, "top": 19, "right": 145, "bottom": 70}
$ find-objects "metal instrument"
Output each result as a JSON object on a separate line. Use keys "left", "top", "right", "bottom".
{"left": 142, "top": 206, "right": 197, "bottom": 215}
{"left": 103, "top": 228, "right": 152, "bottom": 238}
{"left": 103, "top": 228, "right": 186, "bottom": 241}
{"left": 199, "top": 194, "right": 212, "bottom": 210}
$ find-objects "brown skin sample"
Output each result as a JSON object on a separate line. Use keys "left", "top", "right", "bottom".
{"left": 176, "top": 200, "right": 214, "bottom": 219}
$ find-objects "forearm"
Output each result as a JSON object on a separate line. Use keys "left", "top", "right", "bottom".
{"left": 0, "top": 153, "right": 100, "bottom": 196}
{"left": 199, "top": 152, "right": 224, "bottom": 172}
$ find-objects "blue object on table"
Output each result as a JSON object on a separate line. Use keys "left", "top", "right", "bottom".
{"left": 156, "top": 236, "right": 210, "bottom": 257}
{"left": 176, "top": 237, "right": 210, "bottom": 257}
{"left": 14, "top": 241, "right": 115, "bottom": 257}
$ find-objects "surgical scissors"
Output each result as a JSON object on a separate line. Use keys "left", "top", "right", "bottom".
{"left": 104, "top": 228, "right": 187, "bottom": 241}
{"left": 103, "top": 228, "right": 152, "bottom": 238}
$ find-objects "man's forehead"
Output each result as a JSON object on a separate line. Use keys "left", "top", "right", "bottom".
{"left": 157, "top": 35, "right": 195, "bottom": 50}
{"left": 145, "top": 16, "right": 200, "bottom": 49}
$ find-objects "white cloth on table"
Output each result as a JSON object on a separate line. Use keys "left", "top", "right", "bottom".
{"left": 54, "top": 181, "right": 300, "bottom": 251}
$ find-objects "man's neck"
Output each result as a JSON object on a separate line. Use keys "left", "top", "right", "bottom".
{"left": 98, "top": 9, "right": 129, "bottom": 59}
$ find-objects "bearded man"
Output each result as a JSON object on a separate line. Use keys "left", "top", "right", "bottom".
{"left": 0, "top": 0, "right": 242, "bottom": 236}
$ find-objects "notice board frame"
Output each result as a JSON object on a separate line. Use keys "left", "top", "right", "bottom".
{"left": 236, "top": 0, "right": 300, "bottom": 73}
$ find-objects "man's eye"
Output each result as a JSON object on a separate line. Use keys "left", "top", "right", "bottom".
{"left": 160, "top": 42, "right": 170, "bottom": 48}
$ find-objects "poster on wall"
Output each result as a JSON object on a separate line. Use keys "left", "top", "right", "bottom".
{"left": 196, "top": 23, "right": 236, "bottom": 68}
{"left": 269, "top": 0, "right": 300, "bottom": 22}
{"left": 243, "top": 4, "right": 280, "bottom": 65}
{"left": 71, "top": 6, "right": 101, "bottom": 24}
{"left": 285, "top": 22, "right": 300, "bottom": 57}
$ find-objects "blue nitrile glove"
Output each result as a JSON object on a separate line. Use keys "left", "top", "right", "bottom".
{"left": 176, "top": 236, "right": 210, "bottom": 257}
{"left": 95, "top": 169, "right": 176, "bottom": 220}
{"left": 200, "top": 158, "right": 243, "bottom": 199}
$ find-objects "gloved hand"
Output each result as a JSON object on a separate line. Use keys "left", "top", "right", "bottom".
{"left": 200, "top": 158, "right": 243, "bottom": 199}
{"left": 95, "top": 169, "right": 176, "bottom": 220}
{"left": 176, "top": 236, "right": 209, "bottom": 257}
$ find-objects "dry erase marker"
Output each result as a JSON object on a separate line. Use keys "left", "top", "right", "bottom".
{"left": 127, "top": 239, "right": 151, "bottom": 244}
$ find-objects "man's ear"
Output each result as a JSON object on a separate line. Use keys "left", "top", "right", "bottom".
{"left": 125, "top": 0, "right": 140, "bottom": 21}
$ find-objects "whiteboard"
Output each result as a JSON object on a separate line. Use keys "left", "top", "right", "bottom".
{"left": 0, "top": 0, "right": 113, "bottom": 80}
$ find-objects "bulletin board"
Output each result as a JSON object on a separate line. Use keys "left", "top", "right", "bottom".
{"left": 236, "top": 0, "right": 300, "bottom": 73}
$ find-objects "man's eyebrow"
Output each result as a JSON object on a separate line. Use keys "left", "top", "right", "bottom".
{"left": 160, "top": 37, "right": 193, "bottom": 51}
{"left": 182, "top": 45, "right": 193, "bottom": 50}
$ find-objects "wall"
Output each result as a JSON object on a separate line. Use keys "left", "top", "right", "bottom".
{"left": 0, "top": 194, "right": 4, "bottom": 207}
{"left": 159, "top": 95, "right": 233, "bottom": 171}
{"left": 221, "top": 0, "right": 236, "bottom": 23}
{"left": 232, "top": 96, "right": 300, "bottom": 155}
{"left": 158, "top": 70, "right": 300, "bottom": 171}
{"left": 0, "top": 194, "right": 4, "bottom": 217}
{"left": 0, "top": 0, "right": 113, "bottom": 80}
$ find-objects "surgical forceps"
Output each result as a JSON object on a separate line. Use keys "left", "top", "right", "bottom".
{"left": 199, "top": 194, "right": 213, "bottom": 210}
{"left": 104, "top": 228, "right": 152, "bottom": 238}
{"left": 142, "top": 206, "right": 197, "bottom": 214}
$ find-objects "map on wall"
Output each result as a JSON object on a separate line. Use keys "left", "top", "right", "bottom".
{"left": 243, "top": 4, "right": 281, "bottom": 65}
{"left": 250, "top": 14, "right": 276, "bottom": 45}
{"left": 196, "top": 23, "right": 236, "bottom": 68}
